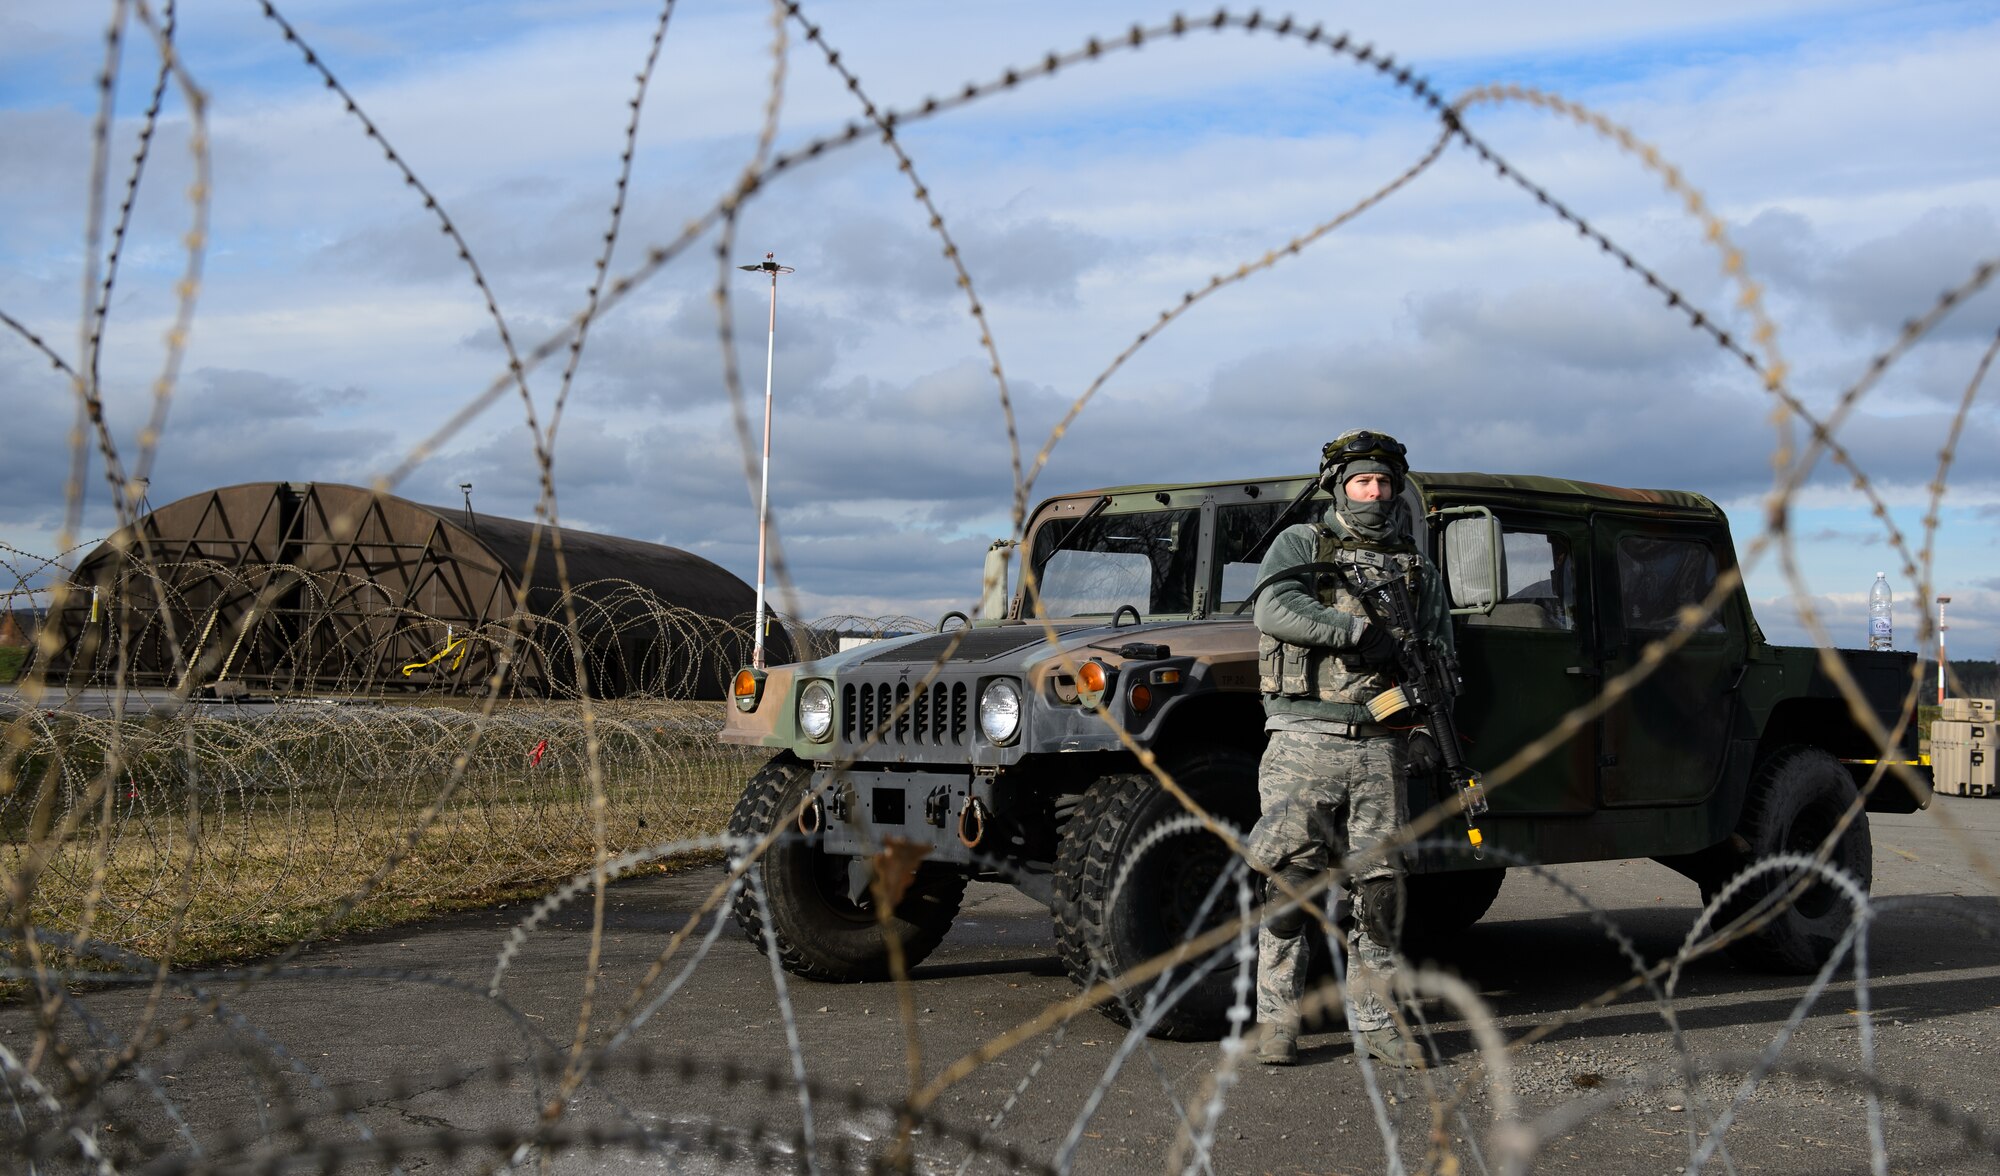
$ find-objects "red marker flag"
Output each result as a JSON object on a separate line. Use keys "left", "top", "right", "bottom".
{"left": 529, "top": 738, "right": 548, "bottom": 766}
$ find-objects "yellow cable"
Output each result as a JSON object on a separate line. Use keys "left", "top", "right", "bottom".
{"left": 401, "top": 635, "right": 466, "bottom": 677}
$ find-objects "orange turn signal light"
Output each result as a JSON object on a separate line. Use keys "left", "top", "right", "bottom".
{"left": 732, "top": 667, "right": 767, "bottom": 712}
{"left": 1129, "top": 683, "right": 1153, "bottom": 712}
{"left": 1076, "top": 660, "right": 1110, "bottom": 709}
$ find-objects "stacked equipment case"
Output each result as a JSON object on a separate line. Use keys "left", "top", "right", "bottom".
{"left": 1932, "top": 698, "right": 1995, "bottom": 798}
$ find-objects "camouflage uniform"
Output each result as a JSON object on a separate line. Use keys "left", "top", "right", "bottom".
{"left": 1245, "top": 438, "right": 1453, "bottom": 1041}
{"left": 1250, "top": 729, "right": 1406, "bottom": 1031}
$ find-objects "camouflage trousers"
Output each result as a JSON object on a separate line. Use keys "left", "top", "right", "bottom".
{"left": 1247, "top": 729, "right": 1406, "bottom": 1033}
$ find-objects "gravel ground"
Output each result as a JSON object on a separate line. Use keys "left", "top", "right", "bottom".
{"left": 5, "top": 798, "right": 1997, "bottom": 1174}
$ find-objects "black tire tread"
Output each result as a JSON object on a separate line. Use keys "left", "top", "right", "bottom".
{"left": 1051, "top": 748, "right": 1258, "bottom": 1041}
{"left": 1712, "top": 744, "right": 1872, "bottom": 973}
{"left": 1051, "top": 771, "right": 1150, "bottom": 998}
{"left": 723, "top": 757, "right": 796, "bottom": 966}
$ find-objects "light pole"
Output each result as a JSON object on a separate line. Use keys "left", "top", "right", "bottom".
{"left": 738, "top": 252, "right": 794, "bottom": 670}
{"left": 1937, "top": 595, "right": 1951, "bottom": 705}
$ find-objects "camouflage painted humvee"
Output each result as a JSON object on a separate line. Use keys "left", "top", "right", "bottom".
{"left": 720, "top": 471, "right": 1927, "bottom": 1038}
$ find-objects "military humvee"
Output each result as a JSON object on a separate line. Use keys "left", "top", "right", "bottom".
{"left": 720, "top": 471, "right": 1926, "bottom": 1038}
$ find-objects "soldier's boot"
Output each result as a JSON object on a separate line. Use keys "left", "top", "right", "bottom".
{"left": 1357, "top": 1026, "right": 1424, "bottom": 1069}
{"left": 1255, "top": 1026, "right": 1299, "bottom": 1066}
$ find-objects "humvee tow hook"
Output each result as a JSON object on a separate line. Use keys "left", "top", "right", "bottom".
{"left": 957, "top": 797, "right": 989, "bottom": 849}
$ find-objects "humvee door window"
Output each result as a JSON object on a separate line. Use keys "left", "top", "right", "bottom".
{"left": 1480, "top": 529, "right": 1577, "bottom": 630}
{"left": 1029, "top": 508, "right": 1199, "bottom": 617}
{"left": 1615, "top": 535, "right": 1724, "bottom": 632}
{"left": 1214, "top": 501, "right": 1294, "bottom": 609}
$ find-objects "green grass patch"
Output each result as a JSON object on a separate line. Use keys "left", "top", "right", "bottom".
{"left": 0, "top": 646, "right": 24, "bottom": 684}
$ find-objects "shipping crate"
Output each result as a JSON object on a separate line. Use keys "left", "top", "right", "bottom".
{"left": 1931, "top": 723, "right": 1962, "bottom": 795}
{"left": 1939, "top": 697, "right": 1996, "bottom": 721}
{"left": 1931, "top": 724, "right": 1996, "bottom": 797}
{"left": 1931, "top": 739, "right": 1965, "bottom": 796}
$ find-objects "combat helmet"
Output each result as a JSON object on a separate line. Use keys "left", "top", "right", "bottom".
{"left": 1318, "top": 429, "right": 1409, "bottom": 496}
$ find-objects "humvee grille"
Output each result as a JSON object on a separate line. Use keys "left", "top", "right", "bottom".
{"left": 843, "top": 680, "right": 969, "bottom": 748}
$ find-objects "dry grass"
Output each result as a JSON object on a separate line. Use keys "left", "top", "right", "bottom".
{"left": 3, "top": 702, "right": 761, "bottom": 973}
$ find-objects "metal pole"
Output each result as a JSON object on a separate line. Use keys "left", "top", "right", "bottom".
{"left": 738, "top": 253, "right": 792, "bottom": 670}
{"left": 753, "top": 269, "right": 776, "bottom": 669}
{"left": 1937, "top": 595, "right": 1951, "bottom": 705}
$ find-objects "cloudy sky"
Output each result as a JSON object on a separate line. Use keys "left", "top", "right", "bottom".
{"left": 3, "top": 0, "right": 1997, "bottom": 658}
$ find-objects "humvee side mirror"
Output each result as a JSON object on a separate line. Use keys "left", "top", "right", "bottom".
{"left": 1437, "top": 508, "right": 1501, "bottom": 616}
{"left": 981, "top": 539, "right": 1017, "bottom": 621}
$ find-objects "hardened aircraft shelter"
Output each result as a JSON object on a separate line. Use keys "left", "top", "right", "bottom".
{"left": 34, "top": 482, "right": 777, "bottom": 699}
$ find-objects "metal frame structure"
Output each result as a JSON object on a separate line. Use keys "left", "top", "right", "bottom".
{"left": 34, "top": 482, "right": 772, "bottom": 699}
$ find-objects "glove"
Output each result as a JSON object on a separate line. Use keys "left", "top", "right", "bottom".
{"left": 1352, "top": 622, "right": 1399, "bottom": 667}
{"left": 1406, "top": 731, "right": 1443, "bottom": 777}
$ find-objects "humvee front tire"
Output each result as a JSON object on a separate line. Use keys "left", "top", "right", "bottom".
{"left": 1707, "top": 746, "right": 1872, "bottom": 973}
{"left": 726, "top": 754, "right": 967, "bottom": 981}
{"left": 1051, "top": 748, "right": 1259, "bottom": 1041}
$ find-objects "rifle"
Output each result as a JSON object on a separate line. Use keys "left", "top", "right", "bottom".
{"left": 1342, "top": 551, "right": 1490, "bottom": 859}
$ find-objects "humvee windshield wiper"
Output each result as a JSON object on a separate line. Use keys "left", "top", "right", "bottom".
{"left": 1030, "top": 494, "right": 1114, "bottom": 576}
{"left": 1229, "top": 479, "right": 1325, "bottom": 616}
{"left": 1242, "top": 480, "right": 1320, "bottom": 565}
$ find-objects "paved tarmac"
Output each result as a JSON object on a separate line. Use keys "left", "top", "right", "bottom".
{"left": 0, "top": 683, "right": 300, "bottom": 718}
{"left": 7, "top": 798, "right": 2000, "bottom": 1175}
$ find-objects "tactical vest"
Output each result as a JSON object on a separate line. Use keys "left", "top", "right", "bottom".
{"left": 1258, "top": 527, "right": 1422, "bottom": 704}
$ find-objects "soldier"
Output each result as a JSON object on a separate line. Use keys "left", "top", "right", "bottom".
{"left": 1247, "top": 429, "right": 1455, "bottom": 1067}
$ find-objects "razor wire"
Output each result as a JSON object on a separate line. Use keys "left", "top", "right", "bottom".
{"left": 4, "top": 548, "right": 911, "bottom": 702}
{"left": 2, "top": 3, "right": 1998, "bottom": 1174}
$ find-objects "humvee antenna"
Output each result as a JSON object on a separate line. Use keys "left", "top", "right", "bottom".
{"left": 738, "top": 252, "right": 794, "bottom": 669}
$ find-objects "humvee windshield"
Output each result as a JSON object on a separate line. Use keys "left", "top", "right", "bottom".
{"left": 1030, "top": 507, "right": 1199, "bottom": 616}
{"left": 1019, "top": 479, "right": 1420, "bottom": 619}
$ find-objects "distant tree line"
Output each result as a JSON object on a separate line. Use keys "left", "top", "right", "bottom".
{"left": 1925, "top": 658, "right": 1999, "bottom": 700}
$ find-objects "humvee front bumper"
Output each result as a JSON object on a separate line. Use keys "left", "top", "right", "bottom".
{"left": 807, "top": 766, "right": 996, "bottom": 867}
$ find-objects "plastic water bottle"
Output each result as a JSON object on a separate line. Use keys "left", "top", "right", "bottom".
{"left": 1868, "top": 572, "right": 1893, "bottom": 651}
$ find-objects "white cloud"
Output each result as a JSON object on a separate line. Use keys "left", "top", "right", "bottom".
{"left": 3, "top": 0, "right": 1998, "bottom": 637}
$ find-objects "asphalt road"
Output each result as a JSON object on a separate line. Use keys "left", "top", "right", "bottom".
{"left": 7, "top": 799, "right": 2000, "bottom": 1175}
{"left": 0, "top": 683, "right": 306, "bottom": 718}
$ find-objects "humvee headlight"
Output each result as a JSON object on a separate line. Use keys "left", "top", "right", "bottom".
{"left": 1076, "top": 660, "right": 1112, "bottom": 709}
{"left": 732, "top": 667, "right": 766, "bottom": 713}
{"left": 979, "top": 679, "right": 1022, "bottom": 745}
{"left": 798, "top": 679, "right": 835, "bottom": 743}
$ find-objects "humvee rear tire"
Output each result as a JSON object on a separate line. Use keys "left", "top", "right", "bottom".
{"left": 726, "top": 754, "right": 967, "bottom": 981}
{"left": 1402, "top": 867, "right": 1507, "bottom": 946}
{"left": 1707, "top": 746, "right": 1872, "bottom": 973}
{"left": 1052, "top": 748, "right": 1259, "bottom": 1041}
